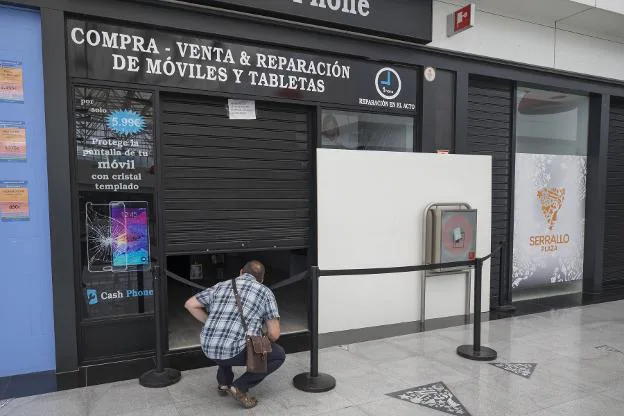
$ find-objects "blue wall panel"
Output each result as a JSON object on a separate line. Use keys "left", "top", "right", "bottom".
{"left": 0, "top": 6, "right": 55, "bottom": 377}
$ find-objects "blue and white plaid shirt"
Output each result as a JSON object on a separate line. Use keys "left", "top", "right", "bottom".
{"left": 195, "top": 273, "right": 280, "bottom": 360}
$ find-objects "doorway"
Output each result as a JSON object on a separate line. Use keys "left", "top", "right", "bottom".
{"left": 159, "top": 93, "right": 314, "bottom": 350}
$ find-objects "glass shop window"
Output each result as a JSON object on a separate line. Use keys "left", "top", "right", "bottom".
{"left": 320, "top": 110, "right": 414, "bottom": 152}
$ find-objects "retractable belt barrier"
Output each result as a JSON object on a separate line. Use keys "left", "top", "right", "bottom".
{"left": 293, "top": 242, "right": 505, "bottom": 393}
{"left": 139, "top": 244, "right": 503, "bottom": 391}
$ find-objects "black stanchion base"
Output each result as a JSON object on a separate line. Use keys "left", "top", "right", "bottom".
{"left": 456, "top": 345, "right": 498, "bottom": 361}
{"left": 139, "top": 368, "right": 182, "bottom": 388}
{"left": 293, "top": 372, "right": 336, "bottom": 393}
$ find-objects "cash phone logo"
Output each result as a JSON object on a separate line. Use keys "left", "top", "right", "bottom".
{"left": 85, "top": 288, "right": 154, "bottom": 305}
{"left": 87, "top": 289, "right": 98, "bottom": 305}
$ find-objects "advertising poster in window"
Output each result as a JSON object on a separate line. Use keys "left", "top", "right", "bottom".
{"left": 74, "top": 86, "right": 156, "bottom": 318}
{"left": 74, "top": 87, "right": 155, "bottom": 192}
{"left": 0, "top": 60, "right": 24, "bottom": 103}
{"left": 0, "top": 120, "right": 27, "bottom": 161}
{"left": 512, "top": 154, "right": 586, "bottom": 290}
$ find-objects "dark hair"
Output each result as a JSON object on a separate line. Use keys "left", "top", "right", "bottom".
{"left": 242, "top": 260, "right": 266, "bottom": 282}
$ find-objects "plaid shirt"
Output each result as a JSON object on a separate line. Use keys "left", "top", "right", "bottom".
{"left": 195, "top": 274, "right": 280, "bottom": 360}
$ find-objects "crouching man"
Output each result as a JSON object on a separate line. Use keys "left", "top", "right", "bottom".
{"left": 185, "top": 260, "right": 285, "bottom": 409}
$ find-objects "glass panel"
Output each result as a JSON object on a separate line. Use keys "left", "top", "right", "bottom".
{"left": 73, "top": 86, "right": 157, "bottom": 319}
{"left": 512, "top": 87, "right": 589, "bottom": 301}
{"left": 320, "top": 110, "right": 413, "bottom": 152}
{"left": 515, "top": 88, "right": 589, "bottom": 155}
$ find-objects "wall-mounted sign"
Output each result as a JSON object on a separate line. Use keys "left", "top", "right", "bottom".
{"left": 0, "top": 180, "right": 29, "bottom": 221}
{"left": 67, "top": 19, "right": 418, "bottom": 114}
{"left": 0, "top": 121, "right": 26, "bottom": 161}
{"left": 448, "top": 4, "right": 475, "bottom": 37}
{"left": 512, "top": 154, "right": 586, "bottom": 290}
{"left": 145, "top": 0, "right": 433, "bottom": 43}
{"left": 0, "top": 60, "right": 24, "bottom": 103}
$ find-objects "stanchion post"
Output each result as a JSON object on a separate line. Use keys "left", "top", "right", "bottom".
{"left": 473, "top": 258, "right": 482, "bottom": 351}
{"left": 139, "top": 265, "right": 182, "bottom": 388}
{"left": 293, "top": 266, "right": 336, "bottom": 393}
{"left": 456, "top": 258, "right": 498, "bottom": 361}
{"left": 310, "top": 266, "right": 319, "bottom": 378}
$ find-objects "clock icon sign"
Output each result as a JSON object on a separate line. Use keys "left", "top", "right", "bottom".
{"left": 375, "top": 67, "right": 402, "bottom": 100}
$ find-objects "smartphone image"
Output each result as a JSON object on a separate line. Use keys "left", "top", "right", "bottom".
{"left": 111, "top": 201, "right": 150, "bottom": 270}
{"left": 109, "top": 202, "right": 129, "bottom": 271}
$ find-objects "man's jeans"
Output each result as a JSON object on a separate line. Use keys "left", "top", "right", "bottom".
{"left": 213, "top": 343, "right": 286, "bottom": 392}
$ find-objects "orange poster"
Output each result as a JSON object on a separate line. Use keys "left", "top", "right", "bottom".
{"left": 0, "top": 181, "right": 29, "bottom": 221}
{"left": 0, "top": 60, "right": 24, "bottom": 103}
{"left": 0, "top": 121, "right": 26, "bottom": 160}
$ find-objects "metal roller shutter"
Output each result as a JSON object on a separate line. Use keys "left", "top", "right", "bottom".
{"left": 603, "top": 98, "right": 624, "bottom": 288}
{"left": 161, "top": 94, "right": 312, "bottom": 254}
{"left": 466, "top": 76, "right": 513, "bottom": 307}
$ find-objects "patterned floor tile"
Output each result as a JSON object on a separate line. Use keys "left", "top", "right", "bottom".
{"left": 387, "top": 382, "right": 471, "bottom": 416}
{"left": 488, "top": 363, "right": 537, "bottom": 379}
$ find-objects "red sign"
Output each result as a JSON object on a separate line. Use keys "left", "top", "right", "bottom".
{"left": 450, "top": 4, "right": 475, "bottom": 36}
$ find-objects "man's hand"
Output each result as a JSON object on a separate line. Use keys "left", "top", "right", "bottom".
{"left": 265, "top": 319, "right": 281, "bottom": 342}
{"left": 185, "top": 296, "right": 209, "bottom": 324}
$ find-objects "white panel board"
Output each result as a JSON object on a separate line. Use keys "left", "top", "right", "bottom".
{"left": 317, "top": 150, "right": 492, "bottom": 334}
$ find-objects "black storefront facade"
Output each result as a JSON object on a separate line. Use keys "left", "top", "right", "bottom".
{"left": 5, "top": 0, "right": 624, "bottom": 384}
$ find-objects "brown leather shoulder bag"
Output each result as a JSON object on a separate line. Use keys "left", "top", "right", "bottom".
{"left": 231, "top": 278, "right": 272, "bottom": 374}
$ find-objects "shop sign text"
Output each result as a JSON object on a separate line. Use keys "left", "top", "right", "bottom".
{"left": 68, "top": 20, "right": 418, "bottom": 114}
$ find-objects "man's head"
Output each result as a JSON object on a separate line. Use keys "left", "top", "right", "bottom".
{"left": 241, "top": 260, "right": 266, "bottom": 283}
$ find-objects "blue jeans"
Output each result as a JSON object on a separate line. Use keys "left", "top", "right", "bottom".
{"left": 213, "top": 343, "right": 286, "bottom": 392}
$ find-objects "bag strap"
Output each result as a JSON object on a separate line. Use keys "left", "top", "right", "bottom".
{"left": 231, "top": 278, "right": 249, "bottom": 335}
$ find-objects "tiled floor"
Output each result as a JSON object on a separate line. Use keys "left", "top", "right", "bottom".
{"left": 3, "top": 299, "right": 624, "bottom": 416}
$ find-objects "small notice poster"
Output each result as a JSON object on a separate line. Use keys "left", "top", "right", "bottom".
{"left": 0, "top": 181, "right": 29, "bottom": 221}
{"left": 228, "top": 99, "right": 256, "bottom": 120}
{"left": 0, "top": 60, "right": 24, "bottom": 103}
{"left": 0, "top": 121, "right": 26, "bottom": 161}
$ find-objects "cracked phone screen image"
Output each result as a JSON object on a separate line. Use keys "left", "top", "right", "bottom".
{"left": 86, "top": 202, "right": 127, "bottom": 273}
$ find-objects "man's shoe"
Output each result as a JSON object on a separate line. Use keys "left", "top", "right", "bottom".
{"left": 227, "top": 387, "right": 258, "bottom": 409}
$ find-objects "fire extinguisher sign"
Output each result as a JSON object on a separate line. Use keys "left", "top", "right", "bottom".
{"left": 448, "top": 3, "right": 476, "bottom": 37}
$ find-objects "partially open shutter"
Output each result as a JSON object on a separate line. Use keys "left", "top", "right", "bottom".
{"left": 466, "top": 76, "right": 513, "bottom": 307}
{"left": 161, "top": 95, "right": 312, "bottom": 255}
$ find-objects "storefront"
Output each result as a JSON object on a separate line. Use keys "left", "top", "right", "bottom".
{"left": 64, "top": 7, "right": 422, "bottom": 367}
{"left": 2, "top": 0, "right": 624, "bottom": 382}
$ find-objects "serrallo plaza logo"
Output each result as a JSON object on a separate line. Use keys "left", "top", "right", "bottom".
{"left": 537, "top": 187, "right": 565, "bottom": 231}
{"left": 529, "top": 187, "right": 570, "bottom": 252}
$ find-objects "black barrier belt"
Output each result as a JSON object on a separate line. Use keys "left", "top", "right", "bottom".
{"left": 269, "top": 270, "right": 310, "bottom": 290}
{"left": 166, "top": 269, "right": 310, "bottom": 291}
{"left": 166, "top": 269, "right": 208, "bottom": 290}
{"left": 480, "top": 243, "right": 504, "bottom": 263}
{"left": 319, "top": 243, "right": 505, "bottom": 277}
{"left": 319, "top": 259, "right": 476, "bottom": 277}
